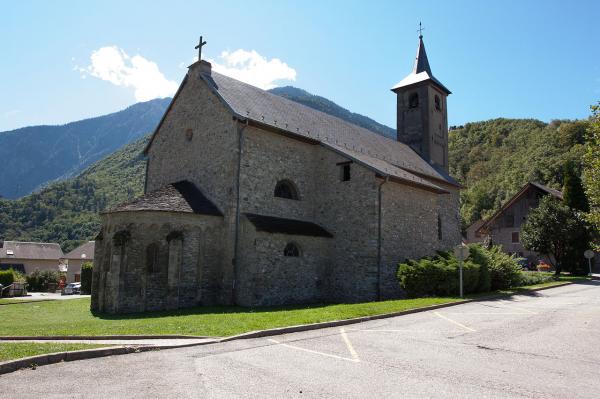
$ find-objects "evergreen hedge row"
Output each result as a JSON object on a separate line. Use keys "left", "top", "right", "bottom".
{"left": 397, "top": 244, "right": 525, "bottom": 297}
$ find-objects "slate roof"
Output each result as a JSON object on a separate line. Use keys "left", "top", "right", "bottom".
{"left": 0, "top": 241, "right": 64, "bottom": 260}
{"left": 478, "top": 182, "right": 563, "bottom": 232}
{"left": 107, "top": 180, "right": 223, "bottom": 216}
{"left": 196, "top": 68, "right": 459, "bottom": 190}
{"left": 64, "top": 241, "right": 95, "bottom": 260}
{"left": 391, "top": 36, "right": 451, "bottom": 94}
{"left": 245, "top": 213, "right": 333, "bottom": 238}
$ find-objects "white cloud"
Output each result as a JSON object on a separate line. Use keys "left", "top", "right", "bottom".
{"left": 79, "top": 46, "right": 178, "bottom": 101}
{"left": 208, "top": 49, "right": 296, "bottom": 90}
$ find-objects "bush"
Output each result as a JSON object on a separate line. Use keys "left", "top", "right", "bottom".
{"left": 26, "top": 270, "right": 60, "bottom": 292}
{"left": 397, "top": 250, "right": 481, "bottom": 298}
{"left": 0, "top": 269, "right": 15, "bottom": 287}
{"left": 519, "top": 271, "right": 554, "bottom": 286}
{"left": 80, "top": 262, "right": 93, "bottom": 294}
{"left": 397, "top": 244, "right": 526, "bottom": 297}
{"left": 486, "top": 247, "right": 523, "bottom": 290}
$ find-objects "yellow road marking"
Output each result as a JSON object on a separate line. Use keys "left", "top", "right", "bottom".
{"left": 433, "top": 311, "right": 476, "bottom": 332}
{"left": 340, "top": 328, "right": 360, "bottom": 362}
{"left": 267, "top": 338, "right": 359, "bottom": 363}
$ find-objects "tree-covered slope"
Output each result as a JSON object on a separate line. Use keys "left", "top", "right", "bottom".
{"left": 449, "top": 118, "right": 587, "bottom": 228}
{"left": 0, "top": 98, "right": 169, "bottom": 199}
{"left": 0, "top": 136, "right": 148, "bottom": 252}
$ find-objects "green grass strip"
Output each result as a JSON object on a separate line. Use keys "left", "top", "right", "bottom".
{"left": 0, "top": 342, "right": 110, "bottom": 362}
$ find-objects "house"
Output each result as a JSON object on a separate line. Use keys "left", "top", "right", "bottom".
{"left": 63, "top": 241, "right": 95, "bottom": 282}
{"left": 0, "top": 241, "right": 64, "bottom": 276}
{"left": 468, "top": 182, "right": 563, "bottom": 263}
{"left": 91, "top": 33, "right": 462, "bottom": 314}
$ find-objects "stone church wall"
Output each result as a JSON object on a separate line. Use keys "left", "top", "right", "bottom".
{"left": 91, "top": 211, "right": 225, "bottom": 313}
{"left": 145, "top": 66, "right": 240, "bottom": 304}
{"left": 236, "top": 218, "right": 331, "bottom": 306}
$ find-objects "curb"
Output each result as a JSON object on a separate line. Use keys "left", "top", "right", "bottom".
{"left": 218, "top": 281, "right": 575, "bottom": 342}
{"left": 0, "top": 340, "right": 218, "bottom": 375}
{"left": 0, "top": 335, "right": 212, "bottom": 341}
{"left": 0, "top": 281, "right": 581, "bottom": 375}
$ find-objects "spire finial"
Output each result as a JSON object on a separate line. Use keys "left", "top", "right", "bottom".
{"left": 195, "top": 36, "right": 207, "bottom": 61}
{"left": 417, "top": 22, "right": 425, "bottom": 39}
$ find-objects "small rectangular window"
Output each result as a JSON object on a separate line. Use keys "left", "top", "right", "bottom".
{"left": 341, "top": 164, "right": 351, "bottom": 181}
{"left": 437, "top": 215, "right": 443, "bottom": 240}
{"left": 511, "top": 232, "right": 520, "bottom": 243}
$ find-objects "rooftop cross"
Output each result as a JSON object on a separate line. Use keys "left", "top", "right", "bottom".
{"left": 195, "top": 36, "right": 207, "bottom": 61}
{"left": 417, "top": 22, "right": 425, "bottom": 39}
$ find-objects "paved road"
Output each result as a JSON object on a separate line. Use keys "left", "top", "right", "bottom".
{"left": 2, "top": 282, "right": 599, "bottom": 398}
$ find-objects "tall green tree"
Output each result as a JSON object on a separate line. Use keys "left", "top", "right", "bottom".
{"left": 521, "top": 196, "right": 588, "bottom": 275}
{"left": 562, "top": 161, "right": 589, "bottom": 212}
{"left": 582, "top": 104, "right": 600, "bottom": 250}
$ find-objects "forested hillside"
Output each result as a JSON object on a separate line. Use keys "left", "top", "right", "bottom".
{"left": 0, "top": 136, "right": 148, "bottom": 252}
{"left": 449, "top": 118, "right": 588, "bottom": 228}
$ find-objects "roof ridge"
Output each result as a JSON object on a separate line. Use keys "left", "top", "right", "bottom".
{"left": 3, "top": 241, "right": 61, "bottom": 246}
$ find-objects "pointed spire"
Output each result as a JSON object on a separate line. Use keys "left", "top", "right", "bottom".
{"left": 413, "top": 36, "right": 432, "bottom": 75}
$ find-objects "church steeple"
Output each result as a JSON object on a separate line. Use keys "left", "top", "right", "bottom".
{"left": 391, "top": 27, "right": 451, "bottom": 172}
{"left": 413, "top": 35, "right": 432, "bottom": 75}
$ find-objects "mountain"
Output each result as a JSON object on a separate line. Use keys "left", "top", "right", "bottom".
{"left": 0, "top": 98, "right": 170, "bottom": 199}
{"left": 269, "top": 86, "right": 396, "bottom": 139}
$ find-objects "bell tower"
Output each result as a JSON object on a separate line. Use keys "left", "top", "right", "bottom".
{"left": 391, "top": 30, "right": 451, "bottom": 172}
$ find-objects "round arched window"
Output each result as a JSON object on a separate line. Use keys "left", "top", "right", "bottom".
{"left": 283, "top": 242, "right": 300, "bottom": 257}
{"left": 274, "top": 180, "right": 299, "bottom": 200}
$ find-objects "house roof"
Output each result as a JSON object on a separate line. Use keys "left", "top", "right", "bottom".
{"left": 106, "top": 180, "right": 223, "bottom": 216}
{"left": 245, "top": 213, "right": 333, "bottom": 238}
{"left": 0, "top": 241, "right": 64, "bottom": 260}
{"left": 478, "top": 182, "right": 563, "bottom": 233}
{"left": 64, "top": 241, "right": 95, "bottom": 260}
{"left": 391, "top": 36, "right": 451, "bottom": 95}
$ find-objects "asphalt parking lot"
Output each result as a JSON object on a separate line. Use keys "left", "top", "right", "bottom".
{"left": 2, "top": 281, "right": 599, "bottom": 398}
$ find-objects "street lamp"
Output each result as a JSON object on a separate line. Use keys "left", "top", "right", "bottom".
{"left": 454, "top": 244, "right": 470, "bottom": 298}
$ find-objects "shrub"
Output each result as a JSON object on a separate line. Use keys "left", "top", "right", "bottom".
{"left": 26, "top": 270, "right": 60, "bottom": 292}
{"left": 0, "top": 269, "right": 15, "bottom": 287}
{"left": 519, "top": 271, "right": 554, "bottom": 286}
{"left": 397, "top": 250, "right": 481, "bottom": 297}
{"left": 486, "top": 247, "right": 523, "bottom": 290}
{"left": 80, "top": 262, "right": 93, "bottom": 294}
{"left": 397, "top": 244, "right": 525, "bottom": 297}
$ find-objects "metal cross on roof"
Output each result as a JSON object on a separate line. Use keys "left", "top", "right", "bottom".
{"left": 417, "top": 22, "right": 425, "bottom": 38}
{"left": 195, "top": 36, "right": 207, "bottom": 61}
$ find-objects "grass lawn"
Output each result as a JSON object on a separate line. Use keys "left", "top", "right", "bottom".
{"left": 0, "top": 342, "right": 111, "bottom": 362}
{"left": 0, "top": 297, "right": 464, "bottom": 337}
{"left": 0, "top": 275, "right": 591, "bottom": 338}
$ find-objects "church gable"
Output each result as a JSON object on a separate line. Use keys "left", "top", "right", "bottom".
{"left": 144, "top": 62, "right": 238, "bottom": 211}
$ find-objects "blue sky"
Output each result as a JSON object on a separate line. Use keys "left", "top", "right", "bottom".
{"left": 2, "top": 0, "right": 599, "bottom": 132}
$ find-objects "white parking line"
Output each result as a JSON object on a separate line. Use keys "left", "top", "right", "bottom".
{"left": 433, "top": 311, "right": 477, "bottom": 332}
{"left": 267, "top": 337, "right": 360, "bottom": 363}
{"left": 340, "top": 328, "right": 360, "bottom": 362}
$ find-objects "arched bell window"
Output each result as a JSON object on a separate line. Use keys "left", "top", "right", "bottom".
{"left": 408, "top": 93, "right": 419, "bottom": 108}
{"left": 283, "top": 242, "right": 300, "bottom": 257}
{"left": 274, "top": 180, "right": 299, "bottom": 200}
{"left": 434, "top": 95, "right": 441, "bottom": 111}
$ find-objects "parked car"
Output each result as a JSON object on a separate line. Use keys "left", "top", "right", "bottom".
{"left": 63, "top": 282, "right": 81, "bottom": 295}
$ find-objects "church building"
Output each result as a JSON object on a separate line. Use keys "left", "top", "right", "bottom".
{"left": 91, "top": 34, "right": 461, "bottom": 313}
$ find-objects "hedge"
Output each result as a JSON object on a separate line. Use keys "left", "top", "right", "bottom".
{"left": 0, "top": 269, "right": 15, "bottom": 287}
{"left": 80, "top": 262, "right": 93, "bottom": 294}
{"left": 397, "top": 244, "right": 525, "bottom": 297}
